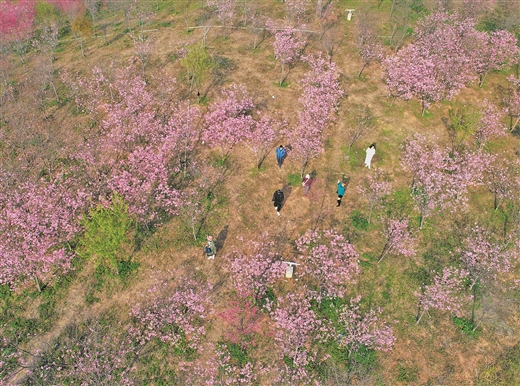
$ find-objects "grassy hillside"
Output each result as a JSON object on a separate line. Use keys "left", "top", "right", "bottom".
{"left": 1, "top": 0, "right": 520, "bottom": 385}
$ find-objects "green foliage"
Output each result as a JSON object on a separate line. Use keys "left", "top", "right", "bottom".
{"left": 275, "top": 80, "right": 291, "bottom": 88}
{"left": 442, "top": 106, "right": 481, "bottom": 150}
{"left": 181, "top": 43, "right": 214, "bottom": 93}
{"left": 396, "top": 363, "right": 419, "bottom": 382}
{"left": 257, "top": 287, "right": 276, "bottom": 310}
{"left": 35, "top": 0, "right": 61, "bottom": 24}
{"left": 136, "top": 355, "right": 177, "bottom": 386}
{"left": 117, "top": 260, "right": 140, "bottom": 279}
{"left": 312, "top": 297, "right": 345, "bottom": 325}
{"left": 350, "top": 210, "right": 369, "bottom": 230}
{"left": 220, "top": 342, "right": 250, "bottom": 367}
{"left": 287, "top": 172, "right": 301, "bottom": 187}
{"left": 385, "top": 188, "right": 413, "bottom": 218}
{"left": 78, "top": 194, "right": 136, "bottom": 275}
{"left": 452, "top": 316, "right": 479, "bottom": 338}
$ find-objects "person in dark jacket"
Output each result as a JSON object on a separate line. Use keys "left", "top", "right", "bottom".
{"left": 275, "top": 145, "right": 287, "bottom": 168}
{"left": 272, "top": 189, "right": 284, "bottom": 216}
{"left": 336, "top": 180, "right": 346, "bottom": 207}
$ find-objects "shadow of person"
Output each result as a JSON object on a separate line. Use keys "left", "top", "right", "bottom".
{"left": 216, "top": 225, "right": 229, "bottom": 250}
{"left": 280, "top": 185, "right": 292, "bottom": 210}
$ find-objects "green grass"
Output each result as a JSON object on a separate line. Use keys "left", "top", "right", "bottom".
{"left": 287, "top": 172, "right": 302, "bottom": 186}
{"left": 350, "top": 210, "right": 369, "bottom": 230}
{"left": 452, "top": 316, "right": 479, "bottom": 338}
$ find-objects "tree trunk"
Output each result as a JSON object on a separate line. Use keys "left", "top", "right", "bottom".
{"left": 34, "top": 275, "right": 42, "bottom": 292}
{"left": 358, "top": 62, "right": 368, "bottom": 78}
{"left": 416, "top": 308, "right": 426, "bottom": 324}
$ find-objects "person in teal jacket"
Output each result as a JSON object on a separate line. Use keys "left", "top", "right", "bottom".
{"left": 336, "top": 180, "right": 346, "bottom": 207}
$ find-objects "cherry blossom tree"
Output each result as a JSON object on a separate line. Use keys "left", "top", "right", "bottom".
{"left": 357, "top": 170, "right": 392, "bottom": 223}
{"left": 416, "top": 267, "right": 472, "bottom": 324}
{"left": 64, "top": 67, "right": 197, "bottom": 224}
{"left": 128, "top": 272, "right": 213, "bottom": 355}
{"left": 0, "top": 0, "right": 36, "bottom": 70}
{"left": 338, "top": 296, "right": 395, "bottom": 356}
{"left": 401, "top": 134, "right": 489, "bottom": 228}
{"left": 356, "top": 20, "right": 384, "bottom": 78}
{"left": 245, "top": 113, "right": 286, "bottom": 169}
{"left": 284, "top": 0, "right": 309, "bottom": 23}
{"left": 503, "top": 75, "right": 520, "bottom": 131}
{"left": 291, "top": 54, "right": 343, "bottom": 176}
{"left": 0, "top": 178, "right": 87, "bottom": 291}
{"left": 459, "top": 225, "right": 515, "bottom": 288}
{"left": 268, "top": 21, "right": 307, "bottom": 85}
{"left": 218, "top": 294, "right": 264, "bottom": 348}
{"left": 207, "top": 0, "right": 234, "bottom": 37}
{"left": 295, "top": 229, "right": 360, "bottom": 301}
{"left": 202, "top": 84, "right": 255, "bottom": 158}
{"left": 469, "top": 29, "right": 519, "bottom": 87}
{"left": 483, "top": 156, "right": 518, "bottom": 210}
{"left": 270, "top": 291, "right": 329, "bottom": 384}
{"left": 224, "top": 233, "right": 285, "bottom": 301}
{"left": 0, "top": 0, "right": 36, "bottom": 43}
{"left": 474, "top": 100, "right": 507, "bottom": 146}
{"left": 378, "top": 218, "right": 416, "bottom": 263}
{"left": 383, "top": 12, "right": 478, "bottom": 114}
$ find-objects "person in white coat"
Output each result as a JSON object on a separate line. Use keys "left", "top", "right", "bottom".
{"left": 364, "top": 143, "right": 376, "bottom": 169}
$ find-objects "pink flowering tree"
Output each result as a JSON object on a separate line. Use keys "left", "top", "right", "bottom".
{"left": 207, "top": 0, "right": 234, "bottom": 37}
{"left": 378, "top": 218, "right": 417, "bottom": 263}
{"left": 402, "top": 134, "right": 469, "bottom": 229}
{"left": 295, "top": 229, "right": 360, "bottom": 301}
{"left": 178, "top": 342, "right": 260, "bottom": 385}
{"left": 357, "top": 170, "right": 392, "bottom": 223}
{"left": 0, "top": 0, "right": 35, "bottom": 43}
{"left": 415, "top": 267, "right": 472, "bottom": 324}
{"left": 215, "top": 343, "right": 260, "bottom": 385}
{"left": 356, "top": 21, "right": 384, "bottom": 78}
{"left": 0, "top": 178, "right": 87, "bottom": 291}
{"left": 383, "top": 12, "right": 478, "bottom": 114}
{"left": 224, "top": 234, "right": 286, "bottom": 301}
{"left": 291, "top": 55, "right": 343, "bottom": 176}
{"left": 128, "top": 272, "right": 213, "bottom": 358}
{"left": 284, "top": 0, "right": 309, "bottom": 23}
{"left": 337, "top": 296, "right": 395, "bottom": 357}
{"left": 483, "top": 156, "right": 518, "bottom": 210}
{"left": 218, "top": 294, "right": 265, "bottom": 348}
{"left": 64, "top": 67, "right": 197, "bottom": 224}
{"left": 0, "top": 0, "right": 36, "bottom": 70}
{"left": 469, "top": 29, "right": 519, "bottom": 87}
{"left": 270, "top": 292, "right": 330, "bottom": 384}
{"left": 474, "top": 100, "right": 507, "bottom": 146}
{"left": 458, "top": 225, "right": 515, "bottom": 288}
{"left": 245, "top": 113, "right": 286, "bottom": 169}
{"left": 503, "top": 75, "right": 520, "bottom": 131}
{"left": 7, "top": 320, "right": 138, "bottom": 385}
{"left": 203, "top": 84, "right": 255, "bottom": 158}
{"left": 268, "top": 21, "right": 307, "bottom": 85}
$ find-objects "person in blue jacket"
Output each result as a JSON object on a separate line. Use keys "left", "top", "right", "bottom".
{"left": 275, "top": 145, "right": 287, "bottom": 168}
{"left": 336, "top": 180, "right": 346, "bottom": 207}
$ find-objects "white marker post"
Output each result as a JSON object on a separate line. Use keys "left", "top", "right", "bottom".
{"left": 346, "top": 9, "right": 355, "bottom": 21}
{"left": 282, "top": 261, "right": 300, "bottom": 278}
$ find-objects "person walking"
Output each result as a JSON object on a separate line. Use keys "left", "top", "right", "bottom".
{"left": 206, "top": 235, "right": 216, "bottom": 260}
{"left": 302, "top": 174, "right": 313, "bottom": 196}
{"left": 364, "top": 143, "right": 376, "bottom": 169}
{"left": 272, "top": 189, "right": 284, "bottom": 216}
{"left": 276, "top": 145, "right": 287, "bottom": 168}
{"left": 336, "top": 180, "right": 346, "bottom": 207}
